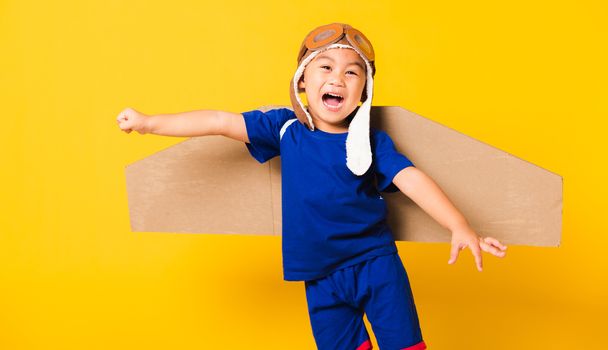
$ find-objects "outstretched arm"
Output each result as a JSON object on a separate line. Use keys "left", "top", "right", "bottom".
{"left": 117, "top": 107, "right": 249, "bottom": 143}
{"left": 392, "top": 166, "right": 507, "bottom": 271}
{"left": 147, "top": 109, "right": 249, "bottom": 142}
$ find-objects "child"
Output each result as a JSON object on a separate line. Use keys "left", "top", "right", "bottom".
{"left": 117, "top": 23, "right": 507, "bottom": 350}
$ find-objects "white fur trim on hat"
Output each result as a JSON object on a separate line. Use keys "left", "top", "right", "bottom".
{"left": 291, "top": 43, "right": 374, "bottom": 176}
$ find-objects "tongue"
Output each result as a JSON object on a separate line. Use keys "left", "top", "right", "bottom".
{"left": 325, "top": 96, "right": 341, "bottom": 106}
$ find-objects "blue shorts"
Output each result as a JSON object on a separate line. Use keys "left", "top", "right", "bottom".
{"left": 304, "top": 252, "right": 426, "bottom": 350}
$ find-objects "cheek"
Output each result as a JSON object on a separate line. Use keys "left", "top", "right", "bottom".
{"left": 305, "top": 73, "right": 321, "bottom": 85}
{"left": 360, "top": 79, "right": 367, "bottom": 91}
{"left": 351, "top": 80, "right": 366, "bottom": 96}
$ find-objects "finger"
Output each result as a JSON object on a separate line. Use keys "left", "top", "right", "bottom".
{"left": 484, "top": 237, "right": 507, "bottom": 251}
{"left": 479, "top": 241, "right": 505, "bottom": 256}
{"left": 480, "top": 240, "right": 506, "bottom": 258}
{"left": 120, "top": 120, "right": 132, "bottom": 129}
{"left": 448, "top": 243, "right": 460, "bottom": 264}
{"left": 470, "top": 243, "right": 483, "bottom": 271}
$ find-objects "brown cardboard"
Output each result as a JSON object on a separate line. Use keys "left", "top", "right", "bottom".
{"left": 125, "top": 106, "right": 562, "bottom": 246}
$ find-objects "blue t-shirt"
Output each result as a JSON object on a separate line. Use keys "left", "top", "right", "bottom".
{"left": 242, "top": 107, "right": 415, "bottom": 281}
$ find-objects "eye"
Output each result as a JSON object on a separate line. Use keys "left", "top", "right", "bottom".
{"left": 346, "top": 71, "right": 358, "bottom": 76}
{"left": 320, "top": 65, "right": 331, "bottom": 70}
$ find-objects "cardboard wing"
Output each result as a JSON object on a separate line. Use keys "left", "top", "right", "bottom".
{"left": 125, "top": 106, "right": 562, "bottom": 246}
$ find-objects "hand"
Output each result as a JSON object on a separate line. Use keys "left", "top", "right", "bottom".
{"left": 448, "top": 225, "right": 507, "bottom": 272}
{"left": 116, "top": 107, "right": 149, "bottom": 134}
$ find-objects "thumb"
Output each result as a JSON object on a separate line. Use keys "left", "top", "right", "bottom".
{"left": 448, "top": 243, "right": 460, "bottom": 264}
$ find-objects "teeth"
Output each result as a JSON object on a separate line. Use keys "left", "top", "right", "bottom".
{"left": 326, "top": 92, "right": 343, "bottom": 98}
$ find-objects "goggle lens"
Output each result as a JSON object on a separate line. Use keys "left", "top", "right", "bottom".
{"left": 314, "top": 29, "right": 337, "bottom": 42}
{"left": 298, "top": 23, "right": 375, "bottom": 63}
{"left": 346, "top": 28, "right": 374, "bottom": 61}
{"left": 305, "top": 23, "right": 344, "bottom": 50}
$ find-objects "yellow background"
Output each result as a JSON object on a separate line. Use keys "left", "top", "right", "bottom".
{"left": 1, "top": 0, "right": 606, "bottom": 349}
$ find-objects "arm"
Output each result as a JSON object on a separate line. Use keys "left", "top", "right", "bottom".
{"left": 393, "top": 166, "right": 468, "bottom": 232}
{"left": 392, "top": 166, "right": 507, "bottom": 271}
{"left": 145, "top": 109, "right": 248, "bottom": 141}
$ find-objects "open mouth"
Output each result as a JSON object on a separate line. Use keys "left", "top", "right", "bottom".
{"left": 322, "top": 93, "right": 344, "bottom": 111}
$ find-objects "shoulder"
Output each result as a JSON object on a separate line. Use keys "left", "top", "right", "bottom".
{"left": 243, "top": 107, "right": 295, "bottom": 118}
{"left": 242, "top": 107, "right": 297, "bottom": 130}
{"left": 371, "top": 127, "right": 387, "bottom": 137}
{"left": 270, "top": 108, "right": 297, "bottom": 134}
{"left": 266, "top": 107, "right": 296, "bottom": 120}
{"left": 370, "top": 127, "right": 392, "bottom": 145}
{"left": 370, "top": 128, "right": 403, "bottom": 156}
{"left": 265, "top": 108, "right": 297, "bottom": 128}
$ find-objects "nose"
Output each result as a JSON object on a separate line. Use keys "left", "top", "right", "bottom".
{"left": 328, "top": 72, "right": 345, "bottom": 87}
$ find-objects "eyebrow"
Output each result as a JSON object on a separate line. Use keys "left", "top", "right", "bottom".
{"left": 316, "top": 54, "right": 366, "bottom": 71}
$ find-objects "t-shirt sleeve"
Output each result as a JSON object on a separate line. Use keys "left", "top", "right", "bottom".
{"left": 241, "top": 108, "right": 294, "bottom": 163}
{"left": 373, "top": 129, "right": 415, "bottom": 193}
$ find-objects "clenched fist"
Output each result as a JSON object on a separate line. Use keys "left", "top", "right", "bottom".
{"left": 116, "top": 107, "right": 150, "bottom": 134}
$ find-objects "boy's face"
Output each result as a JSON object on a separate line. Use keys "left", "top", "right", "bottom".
{"left": 298, "top": 48, "right": 367, "bottom": 133}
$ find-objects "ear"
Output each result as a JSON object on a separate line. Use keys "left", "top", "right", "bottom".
{"left": 297, "top": 76, "right": 305, "bottom": 90}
